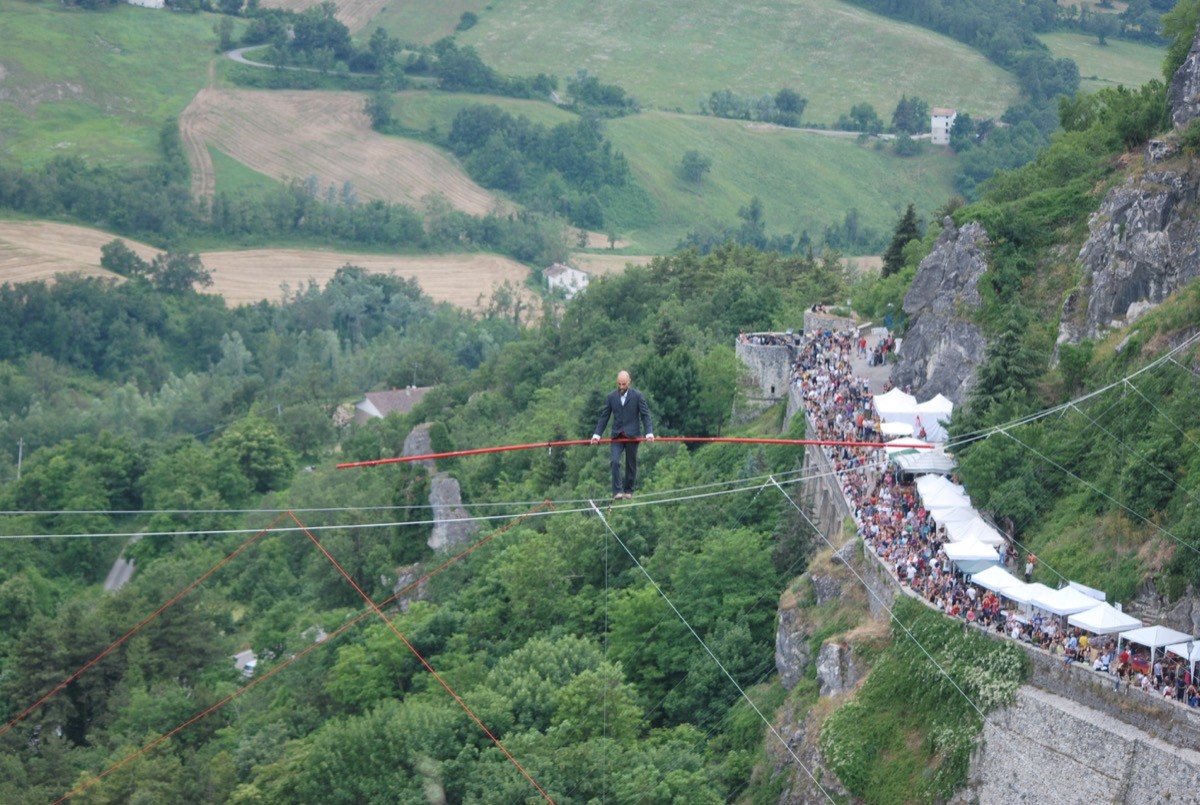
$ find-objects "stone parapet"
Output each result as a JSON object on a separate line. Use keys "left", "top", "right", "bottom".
{"left": 802, "top": 311, "right": 857, "bottom": 335}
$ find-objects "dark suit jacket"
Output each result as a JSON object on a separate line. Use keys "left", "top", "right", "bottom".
{"left": 595, "top": 388, "right": 653, "bottom": 439}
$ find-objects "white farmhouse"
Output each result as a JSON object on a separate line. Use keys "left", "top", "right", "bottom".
{"left": 544, "top": 263, "right": 589, "bottom": 299}
{"left": 930, "top": 108, "right": 957, "bottom": 146}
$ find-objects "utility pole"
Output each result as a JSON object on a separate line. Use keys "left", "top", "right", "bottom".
{"left": 16, "top": 437, "right": 23, "bottom": 482}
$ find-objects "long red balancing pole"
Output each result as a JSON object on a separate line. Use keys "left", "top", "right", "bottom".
{"left": 336, "top": 436, "right": 931, "bottom": 469}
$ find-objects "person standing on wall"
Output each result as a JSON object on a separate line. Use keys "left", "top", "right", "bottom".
{"left": 591, "top": 370, "right": 654, "bottom": 499}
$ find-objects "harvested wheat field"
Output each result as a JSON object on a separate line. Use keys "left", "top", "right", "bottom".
{"left": 0, "top": 221, "right": 155, "bottom": 285}
{"left": 201, "top": 248, "right": 530, "bottom": 309}
{"left": 257, "top": 0, "right": 385, "bottom": 31}
{"left": 0, "top": 221, "right": 529, "bottom": 312}
{"left": 568, "top": 252, "right": 652, "bottom": 275}
{"left": 180, "top": 89, "right": 505, "bottom": 215}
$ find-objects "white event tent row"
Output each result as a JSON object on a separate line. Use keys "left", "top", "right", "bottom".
{"left": 958, "top": 566, "right": 1200, "bottom": 668}
{"left": 912, "top": 474, "right": 1006, "bottom": 550}
{"left": 873, "top": 388, "right": 954, "bottom": 443}
{"left": 966, "top": 567, "right": 1146, "bottom": 631}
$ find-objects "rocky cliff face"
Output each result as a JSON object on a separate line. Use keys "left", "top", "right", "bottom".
{"left": 1061, "top": 27, "right": 1200, "bottom": 345}
{"left": 1170, "top": 26, "right": 1200, "bottom": 129}
{"left": 889, "top": 218, "right": 990, "bottom": 404}
{"left": 1066, "top": 150, "right": 1200, "bottom": 343}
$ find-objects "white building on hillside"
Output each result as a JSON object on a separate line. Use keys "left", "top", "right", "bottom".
{"left": 126, "top": 0, "right": 165, "bottom": 7}
{"left": 931, "top": 108, "right": 957, "bottom": 145}
{"left": 545, "top": 263, "right": 590, "bottom": 299}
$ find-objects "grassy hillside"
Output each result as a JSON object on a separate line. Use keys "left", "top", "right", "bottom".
{"left": 605, "top": 112, "right": 961, "bottom": 252}
{"left": 391, "top": 90, "right": 578, "bottom": 131}
{"left": 1040, "top": 32, "right": 1166, "bottom": 95}
{"left": 384, "top": 93, "right": 961, "bottom": 253}
{"left": 379, "top": 0, "right": 1020, "bottom": 123}
{"left": 365, "top": 0, "right": 477, "bottom": 41}
{"left": 0, "top": 0, "right": 222, "bottom": 167}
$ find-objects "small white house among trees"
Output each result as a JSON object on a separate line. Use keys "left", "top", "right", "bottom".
{"left": 930, "top": 108, "right": 957, "bottom": 145}
{"left": 544, "top": 263, "right": 590, "bottom": 299}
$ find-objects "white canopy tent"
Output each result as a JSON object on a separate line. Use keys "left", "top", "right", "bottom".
{"left": 944, "top": 516, "right": 1005, "bottom": 546}
{"left": 883, "top": 437, "right": 933, "bottom": 457}
{"left": 914, "top": 394, "right": 954, "bottom": 442}
{"left": 922, "top": 488, "right": 973, "bottom": 512}
{"left": 915, "top": 474, "right": 965, "bottom": 498}
{"left": 874, "top": 389, "right": 954, "bottom": 443}
{"left": 1068, "top": 602, "right": 1142, "bottom": 635}
{"left": 1119, "top": 624, "right": 1195, "bottom": 667}
{"left": 969, "top": 565, "right": 1023, "bottom": 595}
{"left": 1166, "top": 641, "right": 1200, "bottom": 675}
{"left": 893, "top": 449, "right": 957, "bottom": 476}
{"left": 1000, "top": 581, "right": 1056, "bottom": 609}
{"left": 929, "top": 506, "right": 979, "bottom": 527}
{"left": 1029, "top": 586, "right": 1105, "bottom": 617}
{"left": 874, "top": 388, "right": 918, "bottom": 423}
{"left": 917, "top": 478, "right": 972, "bottom": 509}
{"left": 879, "top": 421, "right": 914, "bottom": 438}
{"left": 943, "top": 540, "right": 999, "bottom": 575}
{"left": 1068, "top": 581, "right": 1106, "bottom": 602}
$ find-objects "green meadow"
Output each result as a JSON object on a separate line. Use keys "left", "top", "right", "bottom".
{"left": 1039, "top": 32, "right": 1166, "bottom": 95}
{"left": 382, "top": 92, "right": 960, "bottom": 253}
{"left": 366, "top": 0, "right": 479, "bottom": 42}
{"left": 380, "top": 0, "right": 1020, "bottom": 124}
{"left": 604, "top": 112, "right": 961, "bottom": 252}
{"left": 208, "top": 146, "right": 279, "bottom": 196}
{"left": 0, "top": 0, "right": 225, "bottom": 167}
{"left": 391, "top": 90, "right": 577, "bottom": 131}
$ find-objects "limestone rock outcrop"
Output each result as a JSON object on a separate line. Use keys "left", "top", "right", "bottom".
{"left": 1170, "top": 27, "right": 1200, "bottom": 129}
{"left": 775, "top": 602, "right": 812, "bottom": 692}
{"left": 890, "top": 218, "right": 990, "bottom": 404}
{"left": 1068, "top": 161, "right": 1200, "bottom": 342}
{"left": 1061, "top": 25, "right": 1200, "bottom": 344}
{"left": 815, "top": 642, "right": 860, "bottom": 697}
{"left": 427, "top": 473, "right": 478, "bottom": 551}
{"left": 401, "top": 422, "right": 437, "bottom": 472}
{"left": 401, "top": 422, "right": 479, "bottom": 552}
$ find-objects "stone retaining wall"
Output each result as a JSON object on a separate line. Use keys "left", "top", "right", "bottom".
{"left": 966, "top": 686, "right": 1200, "bottom": 804}
{"left": 735, "top": 337, "right": 795, "bottom": 398}
{"left": 783, "top": 393, "right": 1200, "bottom": 798}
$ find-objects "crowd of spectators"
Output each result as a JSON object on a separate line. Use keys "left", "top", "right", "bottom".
{"left": 789, "top": 327, "right": 1200, "bottom": 708}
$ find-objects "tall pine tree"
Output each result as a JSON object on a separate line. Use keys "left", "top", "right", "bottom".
{"left": 881, "top": 204, "right": 921, "bottom": 277}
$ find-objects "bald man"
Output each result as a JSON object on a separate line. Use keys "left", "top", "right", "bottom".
{"left": 591, "top": 370, "right": 654, "bottom": 499}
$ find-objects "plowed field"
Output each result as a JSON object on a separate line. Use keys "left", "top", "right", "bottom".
{"left": 179, "top": 89, "right": 504, "bottom": 216}
{"left": 257, "top": 0, "right": 386, "bottom": 32}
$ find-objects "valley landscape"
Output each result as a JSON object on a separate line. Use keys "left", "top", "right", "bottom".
{"left": 4, "top": 0, "right": 1198, "bottom": 802}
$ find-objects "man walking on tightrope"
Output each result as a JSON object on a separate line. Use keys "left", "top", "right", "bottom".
{"left": 592, "top": 370, "right": 654, "bottom": 499}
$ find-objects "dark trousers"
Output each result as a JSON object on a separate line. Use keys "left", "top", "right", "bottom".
{"left": 610, "top": 439, "right": 639, "bottom": 495}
